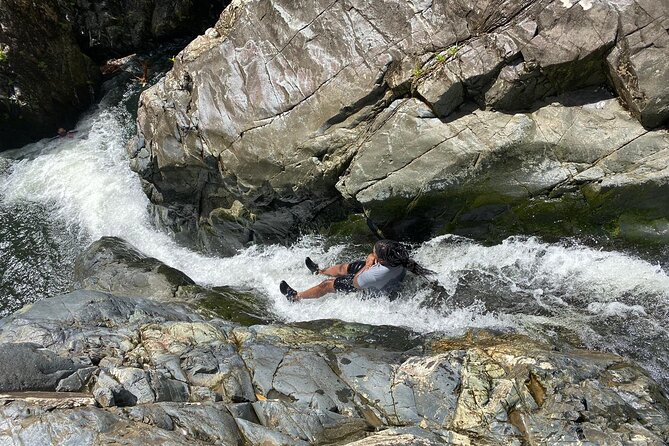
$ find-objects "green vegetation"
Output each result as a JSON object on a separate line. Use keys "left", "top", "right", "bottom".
{"left": 432, "top": 45, "right": 460, "bottom": 65}
{"left": 412, "top": 64, "right": 423, "bottom": 78}
{"left": 446, "top": 45, "right": 460, "bottom": 57}
{"left": 0, "top": 49, "right": 7, "bottom": 63}
{"left": 196, "top": 285, "right": 272, "bottom": 326}
{"left": 323, "top": 213, "right": 379, "bottom": 244}
{"left": 358, "top": 180, "right": 669, "bottom": 246}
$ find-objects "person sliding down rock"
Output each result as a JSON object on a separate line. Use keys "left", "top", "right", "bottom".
{"left": 280, "top": 239, "right": 434, "bottom": 302}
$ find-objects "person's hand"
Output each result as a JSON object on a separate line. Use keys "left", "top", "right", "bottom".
{"left": 364, "top": 252, "right": 377, "bottom": 268}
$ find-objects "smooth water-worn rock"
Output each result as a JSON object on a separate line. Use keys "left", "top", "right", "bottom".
{"left": 131, "top": 0, "right": 669, "bottom": 252}
{"left": 73, "top": 236, "right": 195, "bottom": 300}
{"left": 0, "top": 0, "right": 99, "bottom": 151}
{"left": 73, "top": 236, "right": 274, "bottom": 324}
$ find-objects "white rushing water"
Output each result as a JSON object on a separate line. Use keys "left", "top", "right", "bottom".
{"left": 0, "top": 103, "right": 513, "bottom": 334}
{"left": 2, "top": 93, "right": 669, "bottom": 387}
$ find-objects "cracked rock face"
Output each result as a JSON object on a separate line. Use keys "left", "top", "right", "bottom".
{"left": 131, "top": 0, "right": 669, "bottom": 251}
{"left": 0, "top": 282, "right": 668, "bottom": 444}
{"left": 338, "top": 91, "right": 669, "bottom": 240}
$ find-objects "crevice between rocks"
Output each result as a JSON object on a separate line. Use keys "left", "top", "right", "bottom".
{"left": 322, "top": 350, "right": 390, "bottom": 429}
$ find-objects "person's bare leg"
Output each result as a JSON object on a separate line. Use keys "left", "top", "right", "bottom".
{"left": 296, "top": 279, "right": 336, "bottom": 300}
{"left": 319, "top": 263, "right": 349, "bottom": 277}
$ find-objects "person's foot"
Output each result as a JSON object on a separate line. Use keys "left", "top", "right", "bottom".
{"left": 305, "top": 257, "right": 320, "bottom": 275}
{"left": 280, "top": 280, "right": 298, "bottom": 302}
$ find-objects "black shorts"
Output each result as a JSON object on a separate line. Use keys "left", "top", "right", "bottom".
{"left": 333, "top": 260, "right": 365, "bottom": 293}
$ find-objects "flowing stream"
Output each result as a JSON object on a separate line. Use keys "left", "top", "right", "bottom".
{"left": 1, "top": 76, "right": 669, "bottom": 391}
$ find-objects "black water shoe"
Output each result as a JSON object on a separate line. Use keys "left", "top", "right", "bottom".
{"left": 280, "top": 280, "right": 298, "bottom": 302}
{"left": 305, "top": 257, "right": 320, "bottom": 275}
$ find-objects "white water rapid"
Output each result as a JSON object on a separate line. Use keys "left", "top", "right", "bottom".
{"left": 1, "top": 86, "right": 669, "bottom": 388}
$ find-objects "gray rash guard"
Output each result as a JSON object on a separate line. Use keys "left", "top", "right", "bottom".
{"left": 356, "top": 263, "right": 406, "bottom": 292}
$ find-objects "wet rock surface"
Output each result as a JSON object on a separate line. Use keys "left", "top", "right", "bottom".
{"left": 73, "top": 236, "right": 195, "bottom": 300}
{"left": 72, "top": 236, "right": 273, "bottom": 324}
{"left": 131, "top": 0, "right": 669, "bottom": 251}
{"left": 0, "top": 238, "right": 667, "bottom": 445}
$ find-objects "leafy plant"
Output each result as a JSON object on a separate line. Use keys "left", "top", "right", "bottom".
{"left": 446, "top": 45, "right": 460, "bottom": 57}
{"left": 0, "top": 49, "right": 7, "bottom": 63}
{"left": 435, "top": 54, "right": 446, "bottom": 63}
{"left": 412, "top": 64, "right": 423, "bottom": 77}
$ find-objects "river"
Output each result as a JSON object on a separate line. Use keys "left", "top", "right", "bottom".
{"left": 1, "top": 72, "right": 669, "bottom": 391}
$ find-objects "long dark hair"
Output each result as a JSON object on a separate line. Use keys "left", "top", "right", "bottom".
{"left": 374, "top": 239, "right": 435, "bottom": 277}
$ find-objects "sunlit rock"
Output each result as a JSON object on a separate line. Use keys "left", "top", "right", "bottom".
{"left": 131, "top": 0, "right": 669, "bottom": 251}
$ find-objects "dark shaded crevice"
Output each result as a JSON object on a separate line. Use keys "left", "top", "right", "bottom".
{"left": 318, "top": 82, "right": 390, "bottom": 134}
{"left": 227, "top": 334, "right": 258, "bottom": 401}
{"left": 525, "top": 372, "right": 546, "bottom": 407}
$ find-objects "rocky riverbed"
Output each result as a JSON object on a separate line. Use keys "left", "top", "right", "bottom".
{"left": 0, "top": 237, "right": 668, "bottom": 445}
{"left": 1, "top": 0, "right": 668, "bottom": 444}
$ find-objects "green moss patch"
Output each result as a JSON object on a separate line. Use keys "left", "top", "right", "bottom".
{"left": 189, "top": 285, "right": 274, "bottom": 326}
{"left": 360, "top": 182, "right": 669, "bottom": 245}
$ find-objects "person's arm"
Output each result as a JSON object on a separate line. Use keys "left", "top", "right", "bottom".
{"left": 353, "top": 252, "right": 377, "bottom": 288}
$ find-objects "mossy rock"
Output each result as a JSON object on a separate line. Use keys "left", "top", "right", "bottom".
{"left": 363, "top": 180, "right": 669, "bottom": 245}
{"left": 182, "top": 285, "right": 275, "bottom": 326}
{"left": 291, "top": 319, "right": 425, "bottom": 352}
{"left": 617, "top": 214, "right": 669, "bottom": 244}
{"left": 322, "top": 213, "right": 380, "bottom": 245}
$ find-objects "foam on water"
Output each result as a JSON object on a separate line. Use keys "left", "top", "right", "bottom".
{"left": 416, "top": 235, "right": 669, "bottom": 306}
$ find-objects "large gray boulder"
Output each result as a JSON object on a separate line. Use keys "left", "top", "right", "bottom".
{"left": 0, "top": 0, "right": 100, "bottom": 151}
{"left": 130, "top": 0, "right": 669, "bottom": 253}
{"left": 73, "top": 236, "right": 274, "bottom": 324}
{"left": 337, "top": 92, "right": 669, "bottom": 240}
{"left": 73, "top": 236, "right": 195, "bottom": 300}
{"left": 0, "top": 343, "right": 83, "bottom": 392}
{"left": 606, "top": 0, "right": 669, "bottom": 129}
